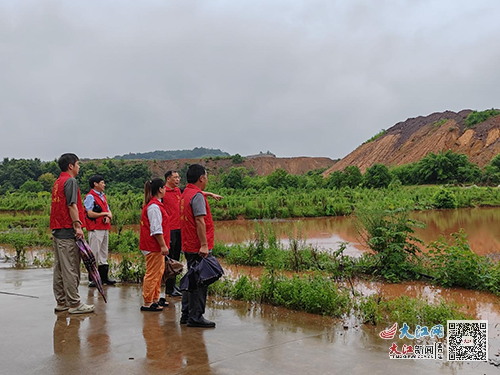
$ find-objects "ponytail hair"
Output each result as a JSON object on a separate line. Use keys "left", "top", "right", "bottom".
{"left": 144, "top": 178, "right": 165, "bottom": 206}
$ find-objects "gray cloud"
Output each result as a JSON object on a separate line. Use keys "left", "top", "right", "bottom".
{"left": 1, "top": 0, "right": 499, "bottom": 161}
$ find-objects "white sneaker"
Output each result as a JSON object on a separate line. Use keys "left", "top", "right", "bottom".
{"left": 68, "top": 303, "right": 95, "bottom": 314}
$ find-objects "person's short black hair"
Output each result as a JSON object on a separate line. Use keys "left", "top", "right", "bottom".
{"left": 186, "top": 164, "right": 206, "bottom": 184}
{"left": 58, "top": 153, "right": 79, "bottom": 172}
{"left": 89, "top": 174, "right": 105, "bottom": 189}
{"left": 165, "top": 170, "right": 178, "bottom": 180}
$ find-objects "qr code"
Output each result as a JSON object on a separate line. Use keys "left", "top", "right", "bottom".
{"left": 447, "top": 320, "right": 488, "bottom": 361}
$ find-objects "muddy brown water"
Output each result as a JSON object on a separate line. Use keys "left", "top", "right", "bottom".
{"left": 210, "top": 207, "right": 500, "bottom": 258}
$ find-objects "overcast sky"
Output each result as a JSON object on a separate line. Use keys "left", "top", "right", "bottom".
{"left": 1, "top": 0, "right": 499, "bottom": 161}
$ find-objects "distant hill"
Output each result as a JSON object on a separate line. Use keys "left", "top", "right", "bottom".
{"left": 114, "top": 147, "right": 230, "bottom": 160}
{"left": 323, "top": 109, "right": 500, "bottom": 175}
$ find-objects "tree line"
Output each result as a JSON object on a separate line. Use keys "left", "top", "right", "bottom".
{"left": 0, "top": 158, "right": 151, "bottom": 195}
{"left": 2, "top": 150, "right": 500, "bottom": 196}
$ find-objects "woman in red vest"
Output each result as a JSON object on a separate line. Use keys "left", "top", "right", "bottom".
{"left": 139, "top": 178, "right": 170, "bottom": 311}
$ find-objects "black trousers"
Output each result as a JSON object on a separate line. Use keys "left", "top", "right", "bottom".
{"left": 181, "top": 252, "right": 208, "bottom": 322}
{"left": 165, "top": 229, "right": 181, "bottom": 293}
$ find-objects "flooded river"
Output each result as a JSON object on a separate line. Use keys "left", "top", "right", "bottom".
{"left": 212, "top": 207, "right": 500, "bottom": 258}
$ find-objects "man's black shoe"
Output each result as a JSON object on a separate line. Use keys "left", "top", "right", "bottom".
{"left": 187, "top": 318, "right": 216, "bottom": 328}
{"left": 180, "top": 316, "right": 189, "bottom": 325}
{"left": 89, "top": 281, "right": 97, "bottom": 288}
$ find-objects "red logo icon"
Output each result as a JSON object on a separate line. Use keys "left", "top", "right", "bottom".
{"left": 379, "top": 323, "right": 398, "bottom": 339}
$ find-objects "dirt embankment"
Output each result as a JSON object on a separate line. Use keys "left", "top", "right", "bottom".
{"left": 323, "top": 110, "right": 500, "bottom": 175}
{"left": 144, "top": 156, "right": 336, "bottom": 177}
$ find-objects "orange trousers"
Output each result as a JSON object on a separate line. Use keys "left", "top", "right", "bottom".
{"left": 142, "top": 252, "right": 165, "bottom": 304}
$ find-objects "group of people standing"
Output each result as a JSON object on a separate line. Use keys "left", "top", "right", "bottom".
{"left": 50, "top": 153, "right": 221, "bottom": 328}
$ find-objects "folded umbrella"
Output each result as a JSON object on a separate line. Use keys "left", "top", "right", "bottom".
{"left": 76, "top": 239, "right": 107, "bottom": 303}
{"left": 179, "top": 255, "right": 224, "bottom": 291}
{"left": 193, "top": 255, "right": 224, "bottom": 286}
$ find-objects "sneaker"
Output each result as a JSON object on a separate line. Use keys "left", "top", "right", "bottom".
{"left": 88, "top": 281, "right": 96, "bottom": 288}
{"left": 180, "top": 315, "right": 189, "bottom": 324}
{"left": 187, "top": 317, "right": 216, "bottom": 328}
{"left": 54, "top": 305, "right": 69, "bottom": 312}
{"left": 68, "top": 303, "right": 95, "bottom": 314}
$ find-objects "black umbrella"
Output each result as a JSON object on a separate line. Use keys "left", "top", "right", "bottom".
{"left": 76, "top": 239, "right": 107, "bottom": 303}
{"left": 179, "top": 255, "right": 224, "bottom": 291}
{"left": 194, "top": 255, "right": 224, "bottom": 286}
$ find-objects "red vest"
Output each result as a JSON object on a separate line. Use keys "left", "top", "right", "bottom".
{"left": 180, "top": 184, "right": 214, "bottom": 253}
{"left": 139, "top": 197, "right": 170, "bottom": 252}
{"left": 85, "top": 190, "right": 111, "bottom": 231}
{"left": 163, "top": 186, "right": 181, "bottom": 230}
{"left": 50, "top": 172, "right": 86, "bottom": 230}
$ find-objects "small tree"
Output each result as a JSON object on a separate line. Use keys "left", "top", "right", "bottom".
{"left": 223, "top": 167, "right": 246, "bottom": 189}
{"left": 364, "top": 164, "right": 392, "bottom": 189}
{"left": 38, "top": 173, "right": 56, "bottom": 191}
{"left": 20, "top": 180, "right": 44, "bottom": 193}
{"left": 342, "top": 166, "right": 363, "bottom": 188}
{"left": 231, "top": 154, "right": 245, "bottom": 164}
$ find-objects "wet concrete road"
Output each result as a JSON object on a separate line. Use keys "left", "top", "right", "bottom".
{"left": 0, "top": 268, "right": 498, "bottom": 375}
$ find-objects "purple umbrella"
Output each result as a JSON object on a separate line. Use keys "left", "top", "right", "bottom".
{"left": 76, "top": 239, "right": 107, "bottom": 303}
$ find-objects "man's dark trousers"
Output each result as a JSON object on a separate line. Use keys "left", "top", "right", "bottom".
{"left": 181, "top": 252, "right": 208, "bottom": 322}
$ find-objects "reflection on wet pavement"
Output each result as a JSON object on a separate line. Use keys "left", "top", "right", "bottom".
{"left": 1, "top": 268, "right": 499, "bottom": 374}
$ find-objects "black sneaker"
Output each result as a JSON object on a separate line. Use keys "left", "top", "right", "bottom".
{"left": 187, "top": 317, "right": 216, "bottom": 328}
{"left": 89, "top": 281, "right": 96, "bottom": 288}
{"left": 180, "top": 315, "right": 189, "bottom": 324}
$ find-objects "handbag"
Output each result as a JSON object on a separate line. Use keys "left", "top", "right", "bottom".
{"left": 163, "top": 257, "right": 184, "bottom": 280}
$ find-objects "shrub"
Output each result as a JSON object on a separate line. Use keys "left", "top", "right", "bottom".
{"left": 117, "top": 253, "right": 146, "bottom": 283}
{"left": 425, "top": 230, "right": 500, "bottom": 294}
{"left": 231, "top": 154, "right": 245, "bottom": 164}
{"left": 20, "top": 180, "right": 44, "bottom": 193}
{"left": 465, "top": 109, "right": 500, "bottom": 129}
{"left": 356, "top": 206, "right": 424, "bottom": 282}
{"left": 364, "top": 164, "right": 392, "bottom": 189}
{"left": 432, "top": 189, "right": 457, "bottom": 209}
{"left": 357, "top": 294, "right": 469, "bottom": 326}
{"left": 364, "top": 129, "right": 387, "bottom": 144}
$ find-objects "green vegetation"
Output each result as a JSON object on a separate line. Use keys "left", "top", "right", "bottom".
{"left": 357, "top": 294, "right": 468, "bottom": 326}
{"left": 210, "top": 273, "right": 351, "bottom": 318}
{"left": 114, "top": 147, "right": 230, "bottom": 160}
{"left": 391, "top": 150, "right": 481, "bottom": 185}
{"left": 432, "top": 119, "right": 448, "bottom": 127}
{"left": 364, "top": 129, "right": 387, "bottom": 144}
{"left": 231, "top": 154, "right": 245, "bottom": 164}
{"left": 363, "top": 164, "right": 392, "bottom": 189}
{"left": 432, "top": 188, "right": 457, "bottom": 209}
{"left": 0, "top": 158, "right": 152, "bottom": 195}
{"left": 356, "top": 207, "right": 424, "bottom": 282}
{"left": 116, "top": 253, "right": 146, "bottom": 283}
{"left": 465, "top": 108, "right": 500, "bottom": 129}
{"left": 209, "top": 273, "right": 469, "bottom": 325}
{"left": 425, "top": 230, "right": 500, "bottom": 294}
